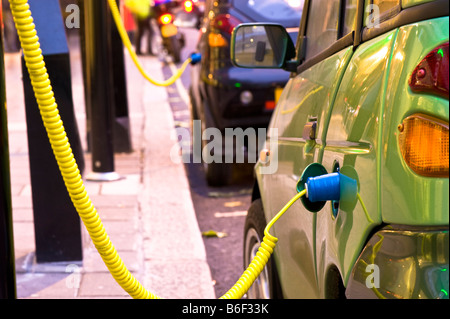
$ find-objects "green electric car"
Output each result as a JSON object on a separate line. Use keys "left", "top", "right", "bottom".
{"left": 232, "top": 0, "right": 449, "bottom": 299}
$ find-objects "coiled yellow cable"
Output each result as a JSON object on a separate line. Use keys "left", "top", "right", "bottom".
{"left": 107, "top": 0, "right": 191, "bottom": 87}
{"left": 220, "top": 190, "right": 306, "bottom": 299}
{"left": 8, "top": 0, "right": 305, "bottom": 299}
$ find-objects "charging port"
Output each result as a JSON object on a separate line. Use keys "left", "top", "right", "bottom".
{"left": 297, "top": 163, "right": 358, "bottom": 213}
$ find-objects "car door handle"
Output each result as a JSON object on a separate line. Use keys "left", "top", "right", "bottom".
{"left": 303, "top": 121, "right": 317, "bottom": 141}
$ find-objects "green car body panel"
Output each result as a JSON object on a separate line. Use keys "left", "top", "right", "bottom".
{"left": 259, "top": 46, "right": 356, "bottom": 298}
{"left": 254, "top": 15, "right": 448, "bottom": 298}
{"left": 381, "top": 17, "right": 449, "bottom": 225}
{"left": 319, "top": 29, "right": 397, "bottom": 295}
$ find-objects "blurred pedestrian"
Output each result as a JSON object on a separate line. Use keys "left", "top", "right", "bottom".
{"left": 125, "top": 0, "right": 155, "bottom": 55}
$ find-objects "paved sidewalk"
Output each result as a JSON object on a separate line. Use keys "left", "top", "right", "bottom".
{"left": 5, "top": 34, "right": 215, "bottom": 299}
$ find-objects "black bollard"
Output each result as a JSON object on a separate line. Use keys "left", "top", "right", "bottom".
{"left": 107, "top": 0, "right": 132, "bottom": 154}
{"left": 81, "top": 0, "right": 127, "bottom": 181}
{"left": 21, "top": 0, "right": 83, "bottom": 263}
{"left": 80, "top": 0, "right": 132, "bottom": 155}
{"left": 0, "top": 3, "right": 17, "bottom": 299}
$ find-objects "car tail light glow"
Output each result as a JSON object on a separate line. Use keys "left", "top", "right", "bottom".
{"left": 212, "top": 14, "right": 241, "bottom": 35}
{"left": 398, "top": 114, "right": 449, "bottom": 177}
{"left": 159, "top": 13, "right": 173, "bottom": 25}
{"left": 409, "top": 42, "right": 449, "bottom": 99}
{"left": 184, "top": 0, "right": 193, "bottom": 13}
{"left": 208, "top": 33, "right": 228, "bottom": 47}
{"left": 209, "top": 14, "right": 241, "bottom": 47}
{"left": 265, "top": 101, "right": 276, "bottom": 110}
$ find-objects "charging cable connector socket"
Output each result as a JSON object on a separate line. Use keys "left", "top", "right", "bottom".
{"left": 190, "top": 53, "right": 202, "bottom": 65}
{"left": 305, "top": 172, "right": 357, "bottom": 204}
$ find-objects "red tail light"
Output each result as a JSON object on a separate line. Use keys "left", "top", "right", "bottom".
{"left": 184, "top": 0, "right": 193, "bottom": 13}
{"left": 409, "top": 42, "right": 449, "bottom": 99}
{"left": 212, "top": 14, "right": 241, "bottom": 34}
{"left": 159, "top": 13, "right": 173, "bottom": 25}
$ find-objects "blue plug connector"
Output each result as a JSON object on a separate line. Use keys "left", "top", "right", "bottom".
{"left": 305, "top": 173, "right": 357, "bottom": 204}
{"left": 190, "top": 53, "right": 202, "bottom": 65}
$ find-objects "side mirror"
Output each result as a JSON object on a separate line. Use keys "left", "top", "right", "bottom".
{"left": 231, "top": 23, "right": 297, "bottom": 70}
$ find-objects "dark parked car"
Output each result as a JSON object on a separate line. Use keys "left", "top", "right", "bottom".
{"left": 189, "top": 0, "right": 303, "bottom": 186}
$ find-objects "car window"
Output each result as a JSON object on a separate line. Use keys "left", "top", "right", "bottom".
{"left": 233, "top": 0, "right": 304, "bottom": 27}
{"left": 373, "top": 0, "right": 400, "bottom": 13}
{"left": 364, "top": 0, "right": 401, "bottom": 27}
{"left": 305, "top": 0, "right": 340, "bottom": 59}
{"left": 342, "top": 0, "right": 358, "bottom": 36}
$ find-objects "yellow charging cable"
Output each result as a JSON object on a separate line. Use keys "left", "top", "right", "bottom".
{"left": 10, "top": 0, "right": 158, "bottom": 299}
{"left": 221, "top": 190, "right": 306, "bottom": 299}
{"left": 9, "top": 1, "right": 373, "bottom": 297}
{"left": 9, "top": 0, "right": 304, "bottom": 299}
{"left": 106, "top": 0, "right": 191, "bottom": 87}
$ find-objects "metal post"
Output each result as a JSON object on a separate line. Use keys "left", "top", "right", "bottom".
{"left": 108, "top": 0, "right": 132, "bottom": 154}
{"left": 21, "top": 0, "right": 83, "bottom": 263}
{"left": 82, "top": 0, "right": 122, "bottom": 181}
{"left": 0, "top": 3, "right": 17, "bottom": 299}
{"left": 80, "top": 0, "right": 132, "bottom": 155}
{"left": 80, "top": 0, "right": 132, "bottom": 154}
